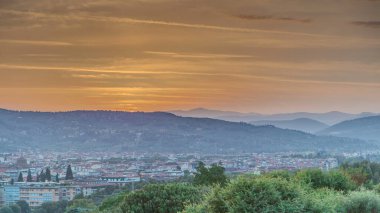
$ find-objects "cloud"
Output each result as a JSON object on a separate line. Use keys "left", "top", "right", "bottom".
{"left": 0, "top": 64, "right": 186, "bottom": 75}
{"left": 352, "top": 21, "right": 380, "bottom": 28}
{"left": 144, "top": 51, "right": 254, "bottom": 59}
{"left": 0, "top": 63, "right": 238, "bottom": 77}
{"left": 234, "top": 14, "right": 311, "bottom": 23}
{"left": 0, "top": 39, "right": 72, "bottom": 46}
{"left": 0, "top": 9, "right": 328, "bottom": 38}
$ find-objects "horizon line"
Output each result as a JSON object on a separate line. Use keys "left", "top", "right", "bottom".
{"left": 1, "top": 107, "right": 378, "bottom": 116}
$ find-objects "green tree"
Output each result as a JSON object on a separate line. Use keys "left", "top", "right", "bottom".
{"left": 302, "top": 188, "right": 344, "bottom": 212}
{"left": 46, "top": 167, "right": 51, "bottom": 182}
{"left": 9, "top": 204, "right": 21, "bottom": 213}
{"left": 17, "top": 172, "right": 24, "bottom": 182}
{"left": 65, "top": 199, "right": 96, "bottom": 213}
{"left": 339, "top": 160, "right": 380, "bottom": 186}
{"left": 264, "top": 170, "right": 293, "bottom": 181}
{"left": 16, "top": 200, "right": 31, "bottom": 213}
{"left": 0, "top": 207, "right": 13, "bottom": 213}
{"left": 295, "top": 169, "right": 354, "bottom": 192}
{"left": 33, "top": 200, "right": 68, "bottom": 213}
{"left": 65, "top": 165, "right": 74, "bottom": 180}
{"left": 193, "top": 162, "right": 228, "bottom": 186}
{"left": 26, "top": 169, "right": 33, "bottom": 182}
{"left": 98, "top": 191, "right": 128, "bottom": 212}
{"left": 188, "top": 176, "right": 305, "bottom": 213}
{"left": 121, "top": 183, "right": 203, "bottom": 213}
{"left": 40, "top": 170, "right": 46, "bottom": 182}
{"left": 55, "top": 173, "right": 60, "bottom": 183}
{"left": 340, "top": 190, "right": 380, "bottom": 213}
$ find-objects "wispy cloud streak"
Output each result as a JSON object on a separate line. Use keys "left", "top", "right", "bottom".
{"left": 0, "top": 9, "right": 331, "bottom": 38}
{"left": 0, "top": 39, "right": 72, "bottom": 46}
{"left": 352, "top": 21, "right": 380, "bottom": 28}
{"left": 234, "top": 14, "right": 311, "bottom": 23}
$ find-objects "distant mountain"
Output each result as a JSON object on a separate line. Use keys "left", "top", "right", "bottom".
{"left": 170, "top": 108, "right": 255, "bottom": 118}
{"left": 0, "top": 109, "right": 374, "bottom": 153}
{"left": 251, "top": 118, "right": 329, "bottom": 133}
{"left": 318, "top": 116, "right": 380, "bottom": 141}
{"left": 170, "top": 108, "right": 378, "bottom": 125}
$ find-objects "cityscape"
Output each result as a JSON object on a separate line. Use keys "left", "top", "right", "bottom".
{"left": 0, "top": 150, "right": 373, "bottom": 208}
{"left": 1, "top": 0, "right": 379, "bottom": 212}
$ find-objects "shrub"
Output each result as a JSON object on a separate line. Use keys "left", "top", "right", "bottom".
{"left": 121, "top": 183, "right": 204, "bottom": 213}
{"left": 185, "top": 176, "right": 305, "bottom": 213}
{"left": 295, "top": 169, "right": 355, "bottom": 192}
{"left": 340, "top": 190, "right": 380, "bottom": 213}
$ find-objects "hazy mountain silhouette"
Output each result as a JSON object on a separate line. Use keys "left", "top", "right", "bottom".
{"left": 170, "top": 108, "right": 378, "bottom": 125}
{"left": 319, "top": 115, "right": 380, "bottom": 141}
{"left": 251, "top": 118, "right": 329, "bottom": 133}
{"left": 0, "top": 109, "right": 374, "bottom": 153}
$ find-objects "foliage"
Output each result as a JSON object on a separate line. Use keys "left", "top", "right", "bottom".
{"left": 45, "top": 167, "right": 51, "bottom": 182}
{"left": 302, "top": 188, "right": 344, "bottom": 213}
{"left": 9, "top": 205, "right": 20, "bottom": 213}
{"left": 193, "top": 162, "right": 228, "bottom": 186}
{"left": 26, "top": 169, "right": 33, "bottom": 182}
{"left": 33, "top": 200, "right": 69, "bottom": 213}
{"left": 185, "top": 176, "right": 305, "bottom": 213}
{"left": 94, "top": 191, "right": 128, "bottom": 213}
{"left": 16, "top": 200, "right": 31, "bottom": 213}
{"left": 17, "top": 172, "right": 23, "bottom": 182}
{"left": 176, "top": 170, "right": 194, "bottom": 183}
{"left": 0, "top": 207, "right": 13, "bottom": 213}
{"left": 121, "top": 183, "right": 204, "bottom": 213}
{"left": 65, "top": 199, "right": 96, "bottom": 213}
{"left": 183, "top": 169, "right": 380, "bottom": 213}
{"left": 264, "top": 170, "right": 293, "bottom": 181}
{"left": 39, "top": 170, "right": 46, "bottom": 182}
{"left": 340, "top": 190, "right": 380, "bottom": 213}
{"left": 65, "top": 165, "right": 74, "bottom": 180}
{"left": 86, "top": 185, "right": 126, "bottom": 205}
{"left": 17, "top": 164, "right": 380, "bottom": 213}
{"left": 295, "top": 169, "right": 355, "bottom": 192}
{"left": 341, "top": 160, "right": 380, "bottom": 186}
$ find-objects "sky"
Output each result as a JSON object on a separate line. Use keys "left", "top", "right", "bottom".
{"left": 0, "top": 0, "right": 379, "bottom": 113}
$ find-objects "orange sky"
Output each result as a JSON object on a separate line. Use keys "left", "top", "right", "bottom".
{"left": 0, "top": 0, "right": 379, "bottom": 113}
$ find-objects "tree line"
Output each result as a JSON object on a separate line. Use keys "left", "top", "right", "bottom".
{"left": 11, "top": 165, "right": 74, "bottom": 184}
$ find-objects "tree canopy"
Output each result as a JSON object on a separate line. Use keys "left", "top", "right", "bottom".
{"left": 193, "top": 162, "right": 228, "bottom": 186}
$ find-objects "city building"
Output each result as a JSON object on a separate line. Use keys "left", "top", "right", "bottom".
{"left": 4, "top": 185, "right": 20, "bottom": 205}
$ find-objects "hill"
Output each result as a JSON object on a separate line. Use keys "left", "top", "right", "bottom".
{"left": 251, "top": 118, "right": 329, "bottom": 133}
{"left": 318, "top": 116, "right": 380, "bottom": 141}
{"left": 170, "top": 108, "right": 377, "bottom": 125}
{"left": 0, "top": 109, "right": 374, "bottom": 153}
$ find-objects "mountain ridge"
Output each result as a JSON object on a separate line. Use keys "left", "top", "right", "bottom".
{"left": 318, "top": 115, "right": 380, "bottom": 141}
{"left": 251, "top": 118, "right": 329, "bottom": 133}
{"left": 170, "top": 108, "right": 379, "bottom": 125}
{"left": 0, "top": 109, "right": 375, "bottom": 153}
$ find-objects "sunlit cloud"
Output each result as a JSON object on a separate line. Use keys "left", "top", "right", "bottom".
{"left": 352, "top": 21, "right": 380, "bottom": 28}
{"left": 144, "top": 51, "right": 254, "bottom": 59}
{"left": 233, "top": 14, "right": 311, "bottom": 23}
{"left": 0, "top": 0, "right": 379, "bottom": 113}
{"left": 0, "top": 39, "right": 72, "bottom": 46}
{"left": 0, "top": 9, "right": 332, "bottom": 37}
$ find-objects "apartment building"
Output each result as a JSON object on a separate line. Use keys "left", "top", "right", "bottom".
{"left": 20, "top": 185, "right": 60, "bottom": 207}
{"left": 2, "top": 182, "right": 81, "bottom": 207}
